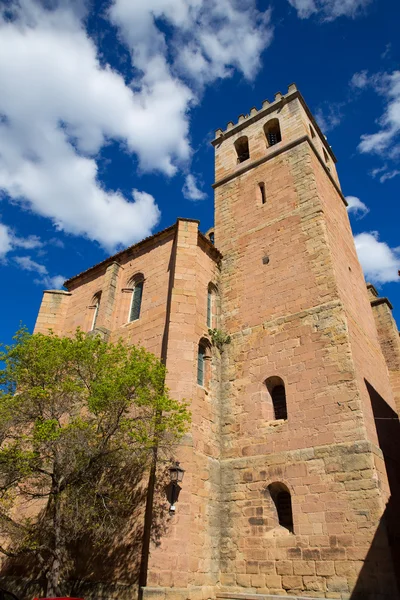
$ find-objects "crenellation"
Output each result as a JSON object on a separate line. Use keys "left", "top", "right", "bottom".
{"left": 215, "top": 84, "right": 301, "bottom": 139}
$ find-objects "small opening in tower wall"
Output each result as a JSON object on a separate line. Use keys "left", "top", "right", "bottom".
{"left": 310, "top": 125, "right": 316, "bottom": 139}
{"left": 268, "top": 482, "right": 294, "bottom": 532}
{"left": 258, "top": 182, "right": 266, "bottom": 205}
{"left": 323, "top": 148, "right": 330, "bottom": 163}
{"left": 234, "top": 136, "right": 250, "bottom": 163}
{"left": 265, "top": 376, "right": 288, "bottom": 420}
{"left": 264, "top": 118, "right": 282, "bottom": 147}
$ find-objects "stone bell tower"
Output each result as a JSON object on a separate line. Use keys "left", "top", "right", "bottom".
{"left": 211, "top": 84, "right": 400, "bottom": 599}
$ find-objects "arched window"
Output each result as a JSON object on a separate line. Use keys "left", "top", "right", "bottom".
{"left": 90, "top": 292, "right": 101, "bottom": 331}
{"left": 264, "top": 118, "right": 282, "bottom": 147}
{"left": 207, "top": 283, "right": 218, "bottom": 329}
{"left": 268, "top": 482, "right": 294, "bottom": 532}
{"left": 265, "top": 376, "right": 287, "bottom": 420}
{"left": 207, "top": 288, "right": 212, "bottom": 328}
{"left": 209, "top": 231, "right": 215, "bottom": 245}
{"left": 234, "top": 136, "right": 250, "bottom": 163}
{"left": 197, "top": 339, "right": 211, "bottom": 387}
{"left": 198, "top": 344, "right": 206, "bottom": 386}
{"left": 129, "top": 276, "right": 144, "bottom": 322}
{"left": 310, "top": 125, "right": 316, "bottom": 139}
{"left": 323, "top": 148, "right": 329, "bottom": 163}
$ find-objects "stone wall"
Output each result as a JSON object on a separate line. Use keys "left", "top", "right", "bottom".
{"left": 146, "top": 219, "right": 222, "bottom": 591}
{"left": 214, "top": 92, "right": 399, "bottom": 598}
{"left": 32, "top": 219, "right": 222, "bottom": 596}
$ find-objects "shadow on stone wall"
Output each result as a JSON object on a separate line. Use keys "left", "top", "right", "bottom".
{"left": 0, "top": 466, "right": 170, "bottom": 600}
{"left": 350, "top": 497, "right": 400, "bottom": 600}
{"left": 350, "top": 381, "right": 400, "bottom": 599}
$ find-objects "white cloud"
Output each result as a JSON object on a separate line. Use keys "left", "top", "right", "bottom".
{"left": 350, "top": 70, "right": 369, "bottom": 89}
{"left": 354, "top": 232, "right": 400, "bottom": 285}
{"left": 369, "top": 164, "right": 400, "bottom": 182}
{"left": 0, "top": 222, "right": 13, "bottom": 258}
{"left": 109, "top": 0, "right": 273, "bottom": 88}
{"left": 288, "top": 0, "right": 372, "bottom": 20}
{"left": 370, "top": 166, "right": 386, "bottom": 178}
{"left": 358, "top": 70, "right": 400, "bottom": 157}
{"left": 39, "top": 274, "right": 66, "bottom": 289}
{"left": 315, "top": 103, "right": 344, "bottom": 133}
{"left": 182, "top": 174, "right": 207, "bottom": 201}
{"left": 14, "top": 255, "right": 65, "bottom": 289}
{"left": 0, "top": 218, "right": 43, "bottom": 258}
{"left": 14, "top": 256, "right": 48, "bottom": 275}
{"left": 346, "top": 196, "right": 369, "bottom": 218}
{"left": 48, "top": 238, "right": 65, "bottom": 249}
{"left": 379, "top": 169, "right": 400, "bottom": 183}
{"left": 0, "top": 1, "right": 167, "bottom": 252}
{"left": 13, "top": 235, "right": 43, "bottom": 250}
{"left": 0, "top": 0, "right": 272, "bottom": 253}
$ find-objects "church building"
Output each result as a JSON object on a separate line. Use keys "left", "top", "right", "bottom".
{"left": 34, "top": 84, "right": 400, "bottom": 600}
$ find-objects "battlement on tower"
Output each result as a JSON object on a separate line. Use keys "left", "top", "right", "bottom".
{"left": 212, "top": 83, "right": 341, "bottom": 193}
{"left": 214, "top": 82, "right": 299, "bottom": 139}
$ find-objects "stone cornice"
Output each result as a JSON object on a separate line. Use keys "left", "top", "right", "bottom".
{"left": 371, "top": 297, "right": 393, "bottom": 310}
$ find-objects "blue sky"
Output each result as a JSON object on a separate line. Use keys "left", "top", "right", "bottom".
{"left": 0, "top": 0, "right": 399, "bottom": 345}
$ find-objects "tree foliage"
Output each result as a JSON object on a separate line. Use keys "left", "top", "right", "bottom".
{"left": 0, "top": 328, "right": 190, "bottom": 595}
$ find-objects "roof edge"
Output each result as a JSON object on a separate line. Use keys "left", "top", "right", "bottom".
{"left": 64, "top": 223, "right": 177, "bottom": 288}
{"left": 63, "top": 218, "right": 220, "bottom": 289}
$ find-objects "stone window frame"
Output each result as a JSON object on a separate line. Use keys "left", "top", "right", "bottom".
{"left": 234, "top": 135, "right": 250, "bottom": 164}
{"left": 207, "top": 282, "right": 219, "bottom": 329}
{"left": 268, "top": 481, "right": 294, "bottom": 533}
{"left": 264, "top": 117, "right": 282, "bottom": 148}
{"left": 258, "top": 181, "right": 266, "bottom": 205}
{"left": 124, "top": 272, "right": 145, "bottom": 324}
{"left": 88, "top": 291, "right": 102, "bottom": 332}
{"left": 197, "top": 337, "right": 212, "bottom": 389}
{"left": 265, "top": 375, "right": 288, "bottom": 421}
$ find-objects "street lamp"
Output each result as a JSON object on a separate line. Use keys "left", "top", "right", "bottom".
{"left": 168, "top": 461, "right": 185, "bottom": 514}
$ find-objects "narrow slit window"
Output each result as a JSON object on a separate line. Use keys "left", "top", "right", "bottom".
{"left": 323, "top": 148, "right": 329, "bottom": 163}
{"left": 234, "top": 136, "right": 250, "bottom": 163}
{"left": 129, "top": 280, "right": 144, "bottom": 322}
{"left": 259, "top": 182, "right": 266, "bottom": 205}
{"left": 264, "top": 118, "right": 282, "bottom": 148}
{"left": 197, "top": 344, "right": 205, "bottom": 386}
{"left": 209, "top": 231, "right": 215, "bottom": 245}
{"left": 91, "top": 293, "right": 101, "bottom": 330}
{"left": 310, "top": 125, "right": 316, "bottom": 139}
{"left": 207, "top": 288, "right": 212, "bottom": 328}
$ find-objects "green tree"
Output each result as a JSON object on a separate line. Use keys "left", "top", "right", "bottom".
{"left": 0, "top": 328, "right": 190, "bottom": 596}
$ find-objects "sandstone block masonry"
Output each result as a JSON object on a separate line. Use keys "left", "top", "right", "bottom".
{"left": 32, "top": 85, "right": 400, "bottom": 600}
